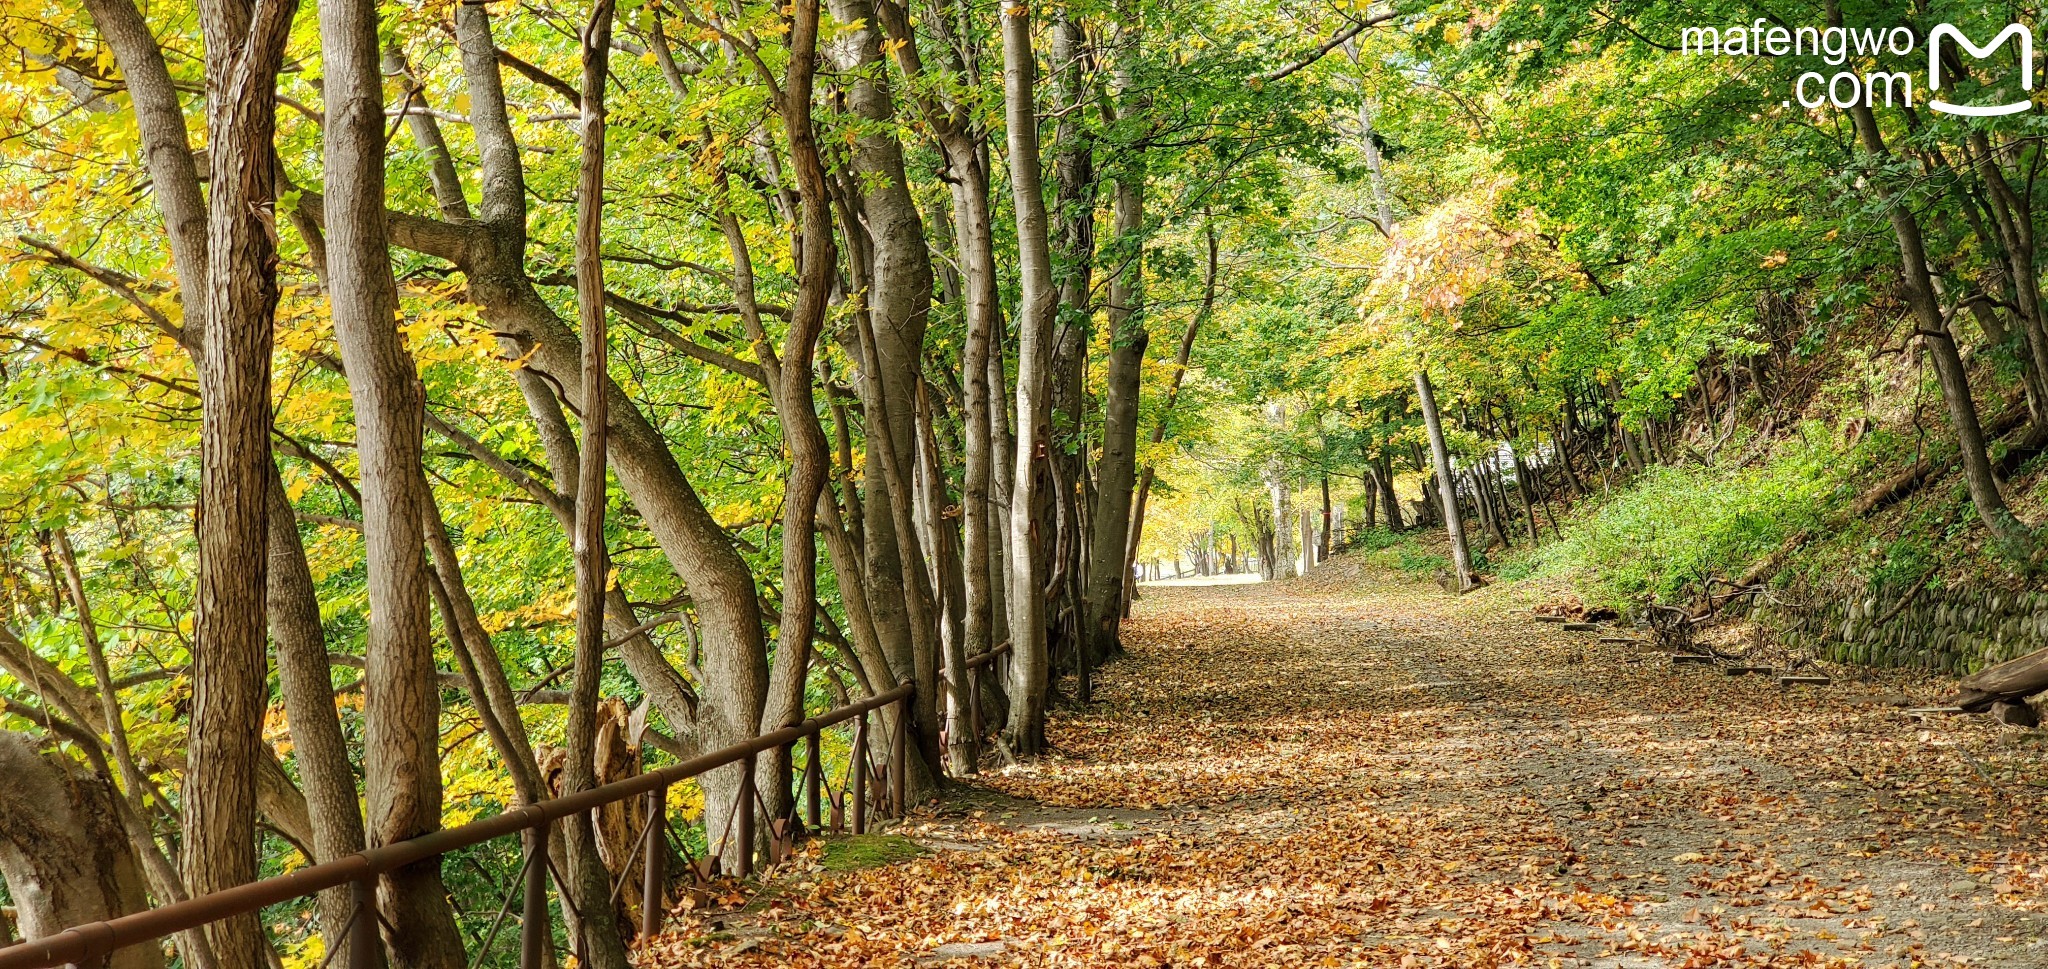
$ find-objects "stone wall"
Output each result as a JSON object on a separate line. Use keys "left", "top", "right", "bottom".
{"left": 1756, "top": 579, "right": 2048, "bottom": 674}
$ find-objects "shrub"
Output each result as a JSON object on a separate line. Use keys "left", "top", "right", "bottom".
{"left": 1506, "top": 431, "right": 1842, "bottom": 607}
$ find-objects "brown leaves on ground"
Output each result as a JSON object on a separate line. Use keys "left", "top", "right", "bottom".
{"left": 641, "top": 557, "right": 2048, "bottom": 967}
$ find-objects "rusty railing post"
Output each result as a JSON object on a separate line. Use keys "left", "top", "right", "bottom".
{"left": 890, "top": 686, "right": 909, "bottom": 818}
{"left": 734, "top": 753, "right": 756, "bottom": 878}
{"left": 519, "top": 825, "right": 550, "bottom": 969}
{"left": 804, "top": 729, "right": 822, "bottom": 833}
{"left": 639, "top": 787, "right": 665, "bottom": 940}
{"left": 850, "top": 711, "right": 868, "bottom": 835}
{"left": 348, "top": 877, "right": 376, "bottom": 969}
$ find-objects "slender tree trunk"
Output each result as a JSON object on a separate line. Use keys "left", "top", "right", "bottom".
{"left": 988, "top": 339, "right": 1014, "bottom": 651}
{"left": 64, "top": 7, "right": 354, "bottom": 963}
{"left": 1553, "top": 422, "right": 1585, "bottom": 497}
{"left": 1084, "top": 114, "right": 1147, "bottom": 673}
{"left": 1416, "top": 370, "right": 1475, "bottom": 590}
{"left": 953, "top": 149, "right": 997, "bottom": 774}
{"left": 1844, "top": 98, "right": 2028, "bottom": 549}
{"left": 263, "top": 474, "right": 369, "bottom": 965}
{"left": 760, "top": 0, "right": 844, "bottom": 813}
{"left": 317, "top": 0, "right": 464, "bottom": 961}
{"left": 560, "top": 7, "right": 632, "bottom": 966}
{"left": 187, "top": 0, "right": 297, "bottom": 963}
{"left": 1123, "top": 220, "right": 1216, "bottom": 618}
{"left": 421, "top": 492, "right": 542, "bottom": 800}
{"left": 1045, "top": 10, "right": 1098, "bottom": 705}
{"left": 1318, "top": 475, "right": 1333, "bottom": 561}
{"left": 1376, "top": 451, "right": 1402, "bottom": 530}
{"left": 1360, "top": 461, "right": 1380, "bottom": 532}
{"left": 1266, "top": 412, "right": 1296, "bottom": 581}
{"left": 1001, "top": 0, "right": 1057, "bottom": 755}
{"left": 829, "top": 0, "right": 938, "bottom": 748}
{"left": 1958, "top": 132, "right": 2048, "bottom": 429}
{"left": 1509, "top": 448, "right": 1539, "bottom": 544}
{"left": 444, "top": 0, "right": 768, "bottom": 837}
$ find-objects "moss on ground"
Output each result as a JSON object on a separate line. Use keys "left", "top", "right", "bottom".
{"left": 817, "top": 834, "right": 925, "bottom": 872}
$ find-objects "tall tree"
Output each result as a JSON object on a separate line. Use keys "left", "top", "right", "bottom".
{"left": 1000, "top": 0, "right": 1058, "bottom": 756}
{"left": 184, "top": 0, "right": 297, "bottom": 965}
{"left": 315, "top": 0, "right": 465, "bottom": 961}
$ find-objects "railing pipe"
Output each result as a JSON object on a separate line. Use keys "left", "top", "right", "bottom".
{"left": 850, "top": 712, "right": 868, "bottom": 835}
{"left": 347, "top": 878, "right": 375, "bottom": 969}
{"left": 890, "top": 693, "right": 908, "bottom": 817}
{"left": 638, "top": 787, "right": 664, "bottom": 940}
{"left": 803, "top": 730, "right": 822, "bottom": 832}
{"left": 518, "top": 826, "right": 549, "bottom": 969}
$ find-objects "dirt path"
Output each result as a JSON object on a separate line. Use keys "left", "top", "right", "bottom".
{"left": 650, "top": 558, "right": 2048, "bottom": 967}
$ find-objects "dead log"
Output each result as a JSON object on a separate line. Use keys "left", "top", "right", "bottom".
{"left": 1946, "top": 646, "right": 2048, "bottom": 711}
{"left": 1857, "top": 404, "right": 2029, "bottom": 516}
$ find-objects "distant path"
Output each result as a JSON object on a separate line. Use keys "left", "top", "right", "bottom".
{"left": 653, "top": 556, "right": 2048, "bottom": 967}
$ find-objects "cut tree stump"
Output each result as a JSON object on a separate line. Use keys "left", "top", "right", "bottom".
{"left": 1562, "top": 622, "right": 1599, "bottom": 631}
{"left": 1778, "top": 675, "right": 1831, "bottom": 686}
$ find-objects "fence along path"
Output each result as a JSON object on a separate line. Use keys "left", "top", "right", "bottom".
{"left": 0, "top": 682, "right": 921, "bottom": 969}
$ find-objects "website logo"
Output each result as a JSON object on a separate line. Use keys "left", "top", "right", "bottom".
{"left": 1928, "top": 24, "right": 2032, "bottom": 116}
{"left": 1678, "top": 21, "right": 2038, "bottom": 116}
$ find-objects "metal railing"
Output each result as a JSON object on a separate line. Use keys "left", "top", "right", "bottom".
{"left": 0, "top": 681, "right": 917, "bottom": 969}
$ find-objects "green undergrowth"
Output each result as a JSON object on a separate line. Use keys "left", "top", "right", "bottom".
{"left": 1496, "top": 428, "right": 1850, "bottom": 608}
{"left": 1350, "top": 527, "right": 1451, "bottom": 576}
{"left": 1348, "top": 420, "right": 2044, "bottom": 617}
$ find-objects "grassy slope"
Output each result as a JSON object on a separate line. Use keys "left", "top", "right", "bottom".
{"left": 1347, "top": 413, "right": 2048, "bottom": 670}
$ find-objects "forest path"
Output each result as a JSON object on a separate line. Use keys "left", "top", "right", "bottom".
{"left": 649, "top": 556, "right": 2048, "bottom": 968}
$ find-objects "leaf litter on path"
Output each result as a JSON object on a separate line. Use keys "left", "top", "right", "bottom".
{"left": 642, "top": 557, "right": 2048, "bottom": 967}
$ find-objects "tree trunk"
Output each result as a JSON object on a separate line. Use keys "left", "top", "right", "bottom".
{"left": 187, "top": 0, "right": 297, "bottom": 964}
{"left": 263, "top": 473, "right": 369, "bottom": 964}
{"left": 63, "top": 6, "right": 356, "bottom": 962}
{"left": 1123, "top": 220, "right": 1217, "bottom": 618}
{"left": 828, "top": 0, "right": 941, "bottom": 782}
{"left": 1266, "top": 422, "right": 1296, "bottom": 581}
{"left": 952, "top": 147, "right": 998, "bottom": 774}
{"left": 316, "top": 0, "right": 464, "bottom": 962}
{"left": 1415, "top": 370, "right": 1475, "bottom": 590}
{"left": 1045, "top": 8, "right": 1099, "bottom": 709}
{"left": 1843, "top": 97, "right": 2028, "bottom": 551}
{"left": 1319, "top": 475, "right": 1333, "bottom": 560}
{"left": 1379, "top": 452, "right": 1403, "bottom": 530}
{"left": 1300, "top": 507, "right": 1314, "bottom": 573}
{"left": 1001, "top": 0, "right": 1057, "bottom": 756}
{"left": 560, "top": 7, "right": 633, "bottom": 967}
{"left": 0, "top": 734, "right": 162, "bottom": 969}
{"left": 1510, "top": 448, "right": 1540, "bottom": 544}
{"left": 441, "top": 0, "right": 769, "bottom": 838}
{"left": 1084, "top": 119, "right": 1147, "bottom": 674}
{"left": 745, "top": 0, "right": 868, "bottom": 820}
